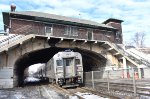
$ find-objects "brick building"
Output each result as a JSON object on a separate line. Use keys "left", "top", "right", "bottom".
{"left": 2, "top": 11, "right": 123, "bottom": 44}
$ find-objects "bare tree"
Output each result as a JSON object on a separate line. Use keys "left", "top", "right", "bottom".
{"left": 133, "top": 32, "right": 145, "bottom": 48}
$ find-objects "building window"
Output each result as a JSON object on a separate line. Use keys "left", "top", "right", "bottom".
{"left": 64, "top": 26, "right": 71, "bottom": 35}
{"left": 71, "top": 26, "right": 78, "bottom": 36}
{"left": 116, "top": 32, "right": 120, "bottom": 39}
{"left": 105, "top": 31, "right": 111, "bottom": 38}
{"left": 45, "top": 24, "right": 53, "bottom": 36}
{"left": 64, "top": 26, "right": 78, "bottom": 36}
{"left": 87, "top": 29, "right": 93, "bottom": 40}
{"left": 116, "top": 32, "right": 121, "bottom": 43}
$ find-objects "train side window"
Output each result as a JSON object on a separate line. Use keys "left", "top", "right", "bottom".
{"left": 56, "top": 60, "right": 62, "bottom": 66}
{"left": 75, "top": 59, "right": 80, "bottom": 65}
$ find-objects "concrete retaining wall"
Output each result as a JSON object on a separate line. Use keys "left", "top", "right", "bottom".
{"left": 0, "top": 67, "right": 13, "bottom": 88}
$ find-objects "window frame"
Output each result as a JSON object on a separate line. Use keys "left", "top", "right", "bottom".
{"left": 64, "top": 25, "right": 78, "bottom": 36}
{"left": 87, "top": 28, "right": 93, "bottom": 40}
{"left": 56, "top": 60, "right": 63, "bottom": 66}
{"left": 45, "top": 24, "right": 53, "bottom": 35}
{"left": 75, "top": 59, "right": 80, "bottom": 65}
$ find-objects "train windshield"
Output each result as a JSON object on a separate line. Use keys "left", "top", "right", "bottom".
{"left": 63, "top": 58, "right": 73, "bottom": 66}
{"left": 56, "top": 60, "right": 62, "bottom": 66}
{"left": 75, "top": 59, "right": 80, "bottom": 65}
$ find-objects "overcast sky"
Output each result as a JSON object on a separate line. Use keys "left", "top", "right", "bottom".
{"left": 0, "top": 0, "right": 150, "bottom": 47}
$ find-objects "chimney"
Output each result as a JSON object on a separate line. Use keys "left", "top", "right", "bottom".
{"left": 10, "top": 4, "right": 16, "bottom": 12}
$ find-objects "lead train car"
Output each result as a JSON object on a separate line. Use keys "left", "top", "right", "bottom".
{"left": 46, "top": 51, "right": 83, "bottom": 87}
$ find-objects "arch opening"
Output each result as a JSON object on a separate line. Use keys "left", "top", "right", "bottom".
{"left": 24, "top": 63, "right": 46, "bottom": 86}
{"left": 14, "top": 47, "right": 107, "bottom": 87}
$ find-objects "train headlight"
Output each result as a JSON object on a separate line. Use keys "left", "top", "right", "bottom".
{"left": 58, "top": 78, "right": 64, "bottom": 85}
{"left": 58, "top": 78, "right": 63, "bottom": 82}
{"left": 77, "top": 76, "right": 82, "bottom": 83}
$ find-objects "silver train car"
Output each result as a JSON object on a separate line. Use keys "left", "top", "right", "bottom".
{"left": 46, "top": 51, "right": 83, "bottom": 87}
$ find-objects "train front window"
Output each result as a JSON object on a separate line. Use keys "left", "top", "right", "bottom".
{"left": 63, "top": 58, "right": 73, "bottom": 66}
{"left": 56, "top": 60, "right": 62, "bottom": 66}
{"left": 75, "top": 59, "right": 80, "bottom": 65}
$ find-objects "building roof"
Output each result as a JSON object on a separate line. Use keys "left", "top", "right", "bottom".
{"left": 103, "top": 18, "right": 123, "bottom": 24}
{"left": 3, "top": 11, "right": 116, "bottom": 30}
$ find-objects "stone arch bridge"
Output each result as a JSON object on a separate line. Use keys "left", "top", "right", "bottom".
{"left": 0, "top": 34, "right": 141, "bottom": 88}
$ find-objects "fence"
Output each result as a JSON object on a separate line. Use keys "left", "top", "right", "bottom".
{"left": 84, "top": 67, "right": 150, "bottom": 97}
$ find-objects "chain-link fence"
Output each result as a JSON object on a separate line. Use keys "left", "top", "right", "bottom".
{"left": 84, "top": 67, "right": 150, "bottom": 97}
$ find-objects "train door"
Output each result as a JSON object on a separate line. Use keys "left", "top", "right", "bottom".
{"left": 63, "top": 58, "right": 75, "bottom": 78}
{"left": 56, "top": 60, "right": 64, "bottom": 78}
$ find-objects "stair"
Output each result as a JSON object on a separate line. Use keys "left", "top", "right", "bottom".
{"left": 126, "top": 48, "right": 150, "bottom": 67}
{"left": 0, "top": 34, "right": 35, "bottom": 53}
{"left": 105, "top": 41, "right": 150, "bottom": 67}
{"left": 0, "top": 34, "right": 25, "bottom": 48}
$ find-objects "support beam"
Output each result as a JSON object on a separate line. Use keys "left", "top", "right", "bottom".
{"left": 81, "top": 40, "right": 87, "bottom": 45}
{"left": 123, "top": 57, "right": 127, "bottom": 78}
{"left": 106, "top": 48, "right": 113, "bottom": 51}
{"left": 113, "top": 52, "right": 120, "bottom": 56}
{"left": 57, "top": 38, "right": 64, "bottom": 44}
{"left": 100, "top": 42, "right": 107, "bottom": 46}
{"left": 94, "top": 41, "right": 97, "bottom": 44}
{"left": 70, "top": 39, "right": 76, "bottom": 44}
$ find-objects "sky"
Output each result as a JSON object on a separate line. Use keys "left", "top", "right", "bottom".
{"left": 28, "top": 63, "right": 45, "bottom": 74}
{"left": 0, "top": 0, "right": 150, "bottom": 47}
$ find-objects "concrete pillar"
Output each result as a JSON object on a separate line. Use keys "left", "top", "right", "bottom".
{"left": 123, "top": 57, "right": 127, "bottom": 78}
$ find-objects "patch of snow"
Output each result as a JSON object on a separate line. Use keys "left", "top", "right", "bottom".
{"left": 0, "top": 95, "right": 7, "bottom": 98}
{"left": 75, "top": 92, "right": 109, "bottom": 99}
{"left": 14, "top": 94, "right": 25, "bottom": 99}
{"left": 24, "top": 77, "right": 40, "bottom": 82}
{"left": 69, "top": 96, "right": 79, "bottom": 99}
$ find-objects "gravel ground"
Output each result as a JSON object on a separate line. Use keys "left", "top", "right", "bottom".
{"left": 0, "top": 85, "right": 69, "bottom": 99}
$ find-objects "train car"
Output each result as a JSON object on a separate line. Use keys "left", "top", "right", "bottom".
{"left": 46, "top": 50, "right": 83, "bottom": 87}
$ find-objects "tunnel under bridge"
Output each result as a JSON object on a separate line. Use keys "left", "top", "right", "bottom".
{"left": 14, "top": 47, "right": 107, "bottom": 86}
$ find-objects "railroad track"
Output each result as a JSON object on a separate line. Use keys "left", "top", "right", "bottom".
{"left": 48, "top": 84, "right": 84, "bottom": 99}
{"left": 96, "top": 82, "right": 150, "bottom": 94}
{"left": 77, "top": 87, "right": 119, "bottom": 99}
{"left": 48, "top": 84, "right": 119, "bottom": 99}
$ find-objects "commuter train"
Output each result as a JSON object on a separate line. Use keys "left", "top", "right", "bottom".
{"left": 46, "top": 50, "right": 83, "bottom": 87}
